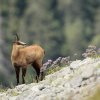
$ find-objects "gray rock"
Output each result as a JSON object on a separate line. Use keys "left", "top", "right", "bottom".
{"left": 81, "top": 65, "right": 95, "bottom": 79}
{"left": 0, "top": 58, "right": 100, "bottom": 100}
{"left": 70, "top": 76, "right": 82, "bottom": 88}
{"left": 15, "top": 84, "right": 29, "bottom": 92}
{"left": 70, "top": 60, "right": 82, "bottom": 69}
{"left": 94, "top": 68, "right": 100, "bottom": 76}
{"left": 34, "top": 93, "right": 53, "bottom": 100}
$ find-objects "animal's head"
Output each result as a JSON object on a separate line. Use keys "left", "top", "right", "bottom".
{"left": 13, "top": 33, "right": 27, "bottom": 46}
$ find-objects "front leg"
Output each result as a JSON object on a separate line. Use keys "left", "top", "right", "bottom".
{"left": 14, "top": 65, "right": 20, "bottom": 85}
{"left": 22, "top": 68, "right": 27, "bottom": 84}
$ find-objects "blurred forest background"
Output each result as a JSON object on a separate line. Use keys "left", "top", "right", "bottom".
{"left": 0, "top": 0, "right": 100, "bottom": 87}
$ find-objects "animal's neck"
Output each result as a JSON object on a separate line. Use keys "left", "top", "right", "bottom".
{"left": 12, "top": 44, "right": 20, "bottom": 58}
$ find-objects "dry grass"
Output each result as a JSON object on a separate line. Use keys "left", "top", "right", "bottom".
{"left": 87, "top": 86, "right": 100, "bottom": 100}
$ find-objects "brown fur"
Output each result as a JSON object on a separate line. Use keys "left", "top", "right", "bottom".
{"left": 11, "top": 41, "right": 45, "bottom": 85}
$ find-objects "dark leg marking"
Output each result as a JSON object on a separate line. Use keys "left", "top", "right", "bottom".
{"left": 14, "top": 65, "right": 20, "bottom": 85}
{"left": 32, "top": 62, "right": 40, "bottom": 83}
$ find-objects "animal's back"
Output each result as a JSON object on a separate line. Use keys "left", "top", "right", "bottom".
{"left": 21, "top": 44, "right": 45, "bottom": 61}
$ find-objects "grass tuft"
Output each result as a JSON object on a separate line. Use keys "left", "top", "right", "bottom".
{"left": 46, "top": 66, "right": 64, "bottom": 75}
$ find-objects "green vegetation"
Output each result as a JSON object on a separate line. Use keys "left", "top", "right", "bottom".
{"left": 0, "top": 88, "right": 7, "bottom": 93}
{"left": 46, "top": 66, "right": 64, "bottom": 75}
{"left": 96, "top": 64, "right": 100, "bottom": 68}
{"left": 10, "top": 90, "right": 19, "bottom": 96}
{"left": 0, "top": 85, "right": 8, "bottom": 92}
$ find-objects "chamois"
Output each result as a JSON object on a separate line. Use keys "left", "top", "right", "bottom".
{"left": 11, "top": 34, "right": 45, "bottom": 85}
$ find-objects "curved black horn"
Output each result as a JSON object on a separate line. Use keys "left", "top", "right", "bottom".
{"left": 14, "top": 33, "right": 19, "bottom": 41}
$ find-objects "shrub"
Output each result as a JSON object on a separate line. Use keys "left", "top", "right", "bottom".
{"left": 82, "top": 45, "right": 100, "bottom": 58}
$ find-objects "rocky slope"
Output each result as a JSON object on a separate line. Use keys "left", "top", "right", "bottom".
{"left": 0, "top": 58, "right": 100, "bottom": 100}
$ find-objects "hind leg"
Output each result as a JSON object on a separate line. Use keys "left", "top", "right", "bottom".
{"left": 32, "top": 62, "right": 40, "bottom": 83}
{"left": 39, "top": 61, "right": 45, "bottom": 81}
{"left": 40, "top": 70, "right": 45, "bottom": 81}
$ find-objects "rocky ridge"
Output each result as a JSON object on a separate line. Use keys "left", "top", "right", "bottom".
{"left": 0, "top": 58, "right": 100, "bottom": 100}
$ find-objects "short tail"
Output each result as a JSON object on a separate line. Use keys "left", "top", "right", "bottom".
{"left": 44, "top": 50, "right": 45, "bottom": 55}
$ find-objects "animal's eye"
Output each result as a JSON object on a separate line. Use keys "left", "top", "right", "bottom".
{"left": 18, "top": 43, "right": 22, "bottom": 45}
